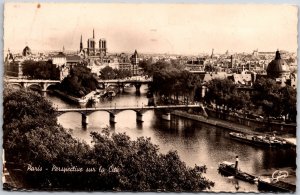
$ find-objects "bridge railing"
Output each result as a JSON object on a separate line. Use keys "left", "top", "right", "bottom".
{"left": 5, "top": 79, "right": 61, "bottom": 83}
{"left": 97, "top": 77, "right": 153, "bottom": 83}
{"left": 56, "top": 104, "right": 200, "bottom": 112}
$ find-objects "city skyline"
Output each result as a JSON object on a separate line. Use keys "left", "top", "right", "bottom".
{"left": 4, "top": 3, "right": 298, "bottom": 54}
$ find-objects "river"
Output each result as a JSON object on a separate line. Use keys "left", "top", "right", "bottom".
{"left": 45, "top": 85, "right": 296, "bottom": 192}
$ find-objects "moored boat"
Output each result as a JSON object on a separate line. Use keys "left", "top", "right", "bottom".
{"left": 229, "top": 132, "right": 288, "bottom": 148}
{"left": 257, "top": 170, "right": 296, "bottom": 192}
{"left": 218, "top": 161, "right": 258, "bottom": 184}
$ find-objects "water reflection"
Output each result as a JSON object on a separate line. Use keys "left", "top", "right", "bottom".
{"left": 47, "top": 85, "right": 296, "bottom": 192}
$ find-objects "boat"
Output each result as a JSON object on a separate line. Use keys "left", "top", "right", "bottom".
{"left": 107, "top": 91, "right": 116, "bottom": 97}
{"left": 229, "top": 132, "right": 288, "bottom": 148}
{"left": 257, "top": 170, "right": 296, "bottom": 192}
{"left": 218, "top": 161, "right": 258, "bottom": 183}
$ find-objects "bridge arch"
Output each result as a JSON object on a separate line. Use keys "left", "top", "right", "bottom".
{"left": 88, "top": 110, "right": 111, "bottom": 116}
{"left": 7, "top": 83, "right": 23, "bottom": 90}
{"left": 56, "top": 111, "right": 84, "bottom": 117}
{"left": 26, "top": 83, "right": 43, "bottom": 91}
{"left": 45, "top": 83, "right": 59, "bottom": 91}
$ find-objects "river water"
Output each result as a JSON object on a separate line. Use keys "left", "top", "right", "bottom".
{"left": 45, "top": 85, "right": 296, "bottom": 192}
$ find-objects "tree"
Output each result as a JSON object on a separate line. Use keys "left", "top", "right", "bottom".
{"left": 280, "top": 86, "right": 296, "bottom": 122}
{"left": 204, "top": 78, "right": 236, "bottom": 108}
{"left": 3, "top": 88, "right": 58, "bottom": 164}
{"left": 114, "top": 69, "right": 132, "bottom": 79}
{"left": 150, "top": 61, "right": 202, "bottom": 105}
{"left": 99, "top": 66, "right": 133, "bottom": 80}
{"left": 3, "top": 88, "right": 214, "bottom": 191}
{"left": 59, "top": 65, "right": 98, "bottom": 97}
{"left": 22, "top": 60, "right": 60, "bottom": 80}
{"left": 87, "top": 130, "right": 214, "bottom": 191}
{"left": 100, "top": 66, "right": 116, "bottom": 80}
{"left": 139, "top": 59, "right": 153, "bottom": 75}
{"left": 252, "top": 77, "right": 283, "bottom": 119}
{"left": 86, "top": 98, "right": 96, "bottom": 108}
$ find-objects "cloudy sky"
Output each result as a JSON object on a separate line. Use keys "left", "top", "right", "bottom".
{"left": 4, "top": 3, "right": 298, "bottom": 54}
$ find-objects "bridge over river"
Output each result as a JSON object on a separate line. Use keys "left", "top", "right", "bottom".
{"left": 5, "top": 77, "right": 153, "bottom": 93}
{"left": 97, "top": 77, "right": 152, "bottom": 93}
{"left": 57, "top": 104, "right": 201, "bottom": 125}
{"left": 4, "top": 79, "right": 60, "bottom": 91}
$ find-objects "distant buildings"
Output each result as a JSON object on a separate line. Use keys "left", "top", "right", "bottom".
{"left": 51, "top": 52, "right": 82, "bottom": 80}
{"left": 4, "top": 33, "right": 297, "bottom": 87}
{"left": 52, "top": 52, "right": 66, "bottom": 66}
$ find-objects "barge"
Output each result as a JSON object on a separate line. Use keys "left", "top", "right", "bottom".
{"left": 229, "top": 132, "right": 288, "bottom": 148}
{"left": 257, "top": 170, "right": 296, "bottom": 192}
{"left": 218, "top": 161, "right": 257, "bottom": 184}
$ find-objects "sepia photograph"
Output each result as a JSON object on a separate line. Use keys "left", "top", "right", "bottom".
{"left": 2, "top": 2, "right": 297, "bottom": 193}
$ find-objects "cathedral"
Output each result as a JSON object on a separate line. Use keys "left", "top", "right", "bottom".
{"left": 80, "top": 29, "right": 107, "bottom": 57}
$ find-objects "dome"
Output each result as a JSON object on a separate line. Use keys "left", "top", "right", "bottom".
{"left": 22, "top": 46, "right": 32, "bottom": 57}
{"left": 267, "top": 51, "right": 290, "bottom": 78}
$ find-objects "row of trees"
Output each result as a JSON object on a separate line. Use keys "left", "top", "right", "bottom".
{"left": 141, "top": 60, "right": 203, "bottom": 104}
{"left": 204, "top": 77, "right": 297, "bottom": 122}
{"left": 3, "top": 88, "right": 214, "bottom": 191}
{"left": 141, "top": 59, "right": 296, "bottom": 122}
{"left": 22, "top": 60, "right": 60, "bottom": 80}
{"left": 100, "top": 66, "right": 132, "bottom": 80}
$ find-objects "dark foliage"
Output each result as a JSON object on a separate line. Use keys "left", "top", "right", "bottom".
{"left": 147, "top": 61, "right": 202, "bottom": 104}
{"left": 59, "top": 65, "right": 98, "bottom": 98}
{"left": 99, "top": 66, "right": 132, "bottom": 80}
{"left": 22, "top": 60, "right": 60, "bottom": 80}
{"left": 3, "top": 88, "right": 214, "bottom": 191}
{"left": 204, "top": 77, "right": 296, "bottom": 122}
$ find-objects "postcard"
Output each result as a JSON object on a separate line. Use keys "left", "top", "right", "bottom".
{"left": 3, "top": 3, "right": 297, "bottom": 192}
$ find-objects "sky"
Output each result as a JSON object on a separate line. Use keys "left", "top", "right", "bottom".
{"left": 4, "top": 3, "right": 298, "bottom": 55}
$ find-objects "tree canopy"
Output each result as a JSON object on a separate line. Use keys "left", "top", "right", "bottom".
{"left": 204, "top": 77, "right": 296, "bottom": 122}
{"left": 3, "top": 88, "right": 214, "bottom": 191}
{"left": 22, "top": 60, "right": 60, "bottom": 80}
{"left": 252, "top": 77, "right": 297, "bottom": 121}
{"left": 59, "top": 65, "right": 99, "bottom": 97}
{"left": 144, "top": 60, "right": 202, "bottom": 104}
{"left": 99, "top": 66, "right": 132, "bottom": 80}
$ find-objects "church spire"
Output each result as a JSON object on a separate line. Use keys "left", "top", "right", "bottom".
{"left": 93, "top": 29, "right": 95, "bottom": 39}
{"left": 80, "top": 34, "right": 83, "bottom": 52}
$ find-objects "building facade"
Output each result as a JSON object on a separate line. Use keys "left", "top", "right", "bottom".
{"left": 131, "top": 50, "right": 139, "bottom": 75}
{"left": 81, "top": 29, "right": 107, "bottom": 57}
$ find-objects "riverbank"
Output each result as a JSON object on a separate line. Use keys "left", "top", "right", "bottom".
{"left": 53, "top": 90, "right": 95, "bottom": 106}
{"left": 172, "top": 110, "right": 251, "bottom": 132}
{"left": 171, "top": 110, "right": 296, "bottom": 146}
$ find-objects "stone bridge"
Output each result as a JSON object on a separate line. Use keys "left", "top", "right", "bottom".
{"left": 97, "top": 78, "right": 153, "bottom": 94}
{"left": 5, "top": 79, "right": 61, "bottom": 91}
{"left": 5, "top": 78, "right": 152, "bottom": 93}
{"left": 56, "top": 104, "right": 200, "bottom": 126}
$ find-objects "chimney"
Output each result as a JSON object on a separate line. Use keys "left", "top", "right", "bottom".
{"left": 235, "top": 156, "right": 239, "bottom": 170}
